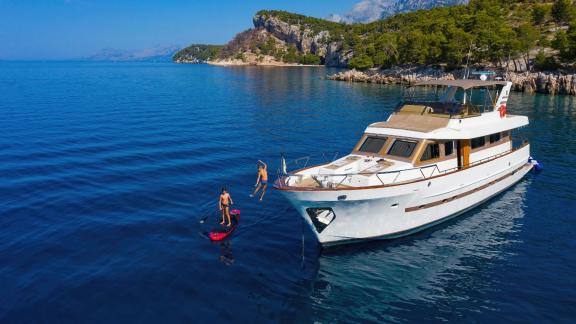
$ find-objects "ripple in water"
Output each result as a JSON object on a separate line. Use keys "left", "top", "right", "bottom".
{"left": 0, "top": 62, "right": 575, "bottom": 322}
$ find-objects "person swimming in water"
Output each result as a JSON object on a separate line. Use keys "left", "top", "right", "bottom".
{"left": 250, "top": 160, "right": 268, "bottom": 201}
{"left": 219, "top": 188, "right": 234, "bottom": 226}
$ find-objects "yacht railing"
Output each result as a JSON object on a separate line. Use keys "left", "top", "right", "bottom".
{"left": 275, "top": 151, "right": 340, "bottom": 185}
{"left": 276, "top": 142, "right": 528, "bottom": 190}
{"left": 277, "top": 163, "right": 442, "bottom": 189}
{"left": 284, "top": 151, "right": 340, "bottom": 171}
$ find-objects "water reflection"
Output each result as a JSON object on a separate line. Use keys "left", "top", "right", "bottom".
{"left": 296, "top": 179, "right": 530, "bottom": 322}
{"left": 218, "top": 241, "right": 235, "bottom": 266}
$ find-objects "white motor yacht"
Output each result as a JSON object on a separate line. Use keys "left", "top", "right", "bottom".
{"left": 275, "top": 79, "right": 536, "bottom": 246}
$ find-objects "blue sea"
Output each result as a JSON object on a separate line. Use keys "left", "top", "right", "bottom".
{"left": 1, "top": 61, "right": 575, "bottom": 322}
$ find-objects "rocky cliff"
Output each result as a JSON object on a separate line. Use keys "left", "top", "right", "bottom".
{"left": 209, "top": 11, "right": 350, "bottom": 66}
{"left": 508, "top": 72, "right": 576, "bottom": 95}
{"left": 250, "top": 13, "right": 350, "bottom": 66}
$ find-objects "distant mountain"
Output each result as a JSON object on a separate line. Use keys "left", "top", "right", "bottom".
{"left": 87, "top": 45, "right": 181, "bottom": 62}
{"left": 329, "top": 0, "right": 468, "bottom": 23}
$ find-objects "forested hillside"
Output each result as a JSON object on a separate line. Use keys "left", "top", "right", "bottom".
{"left": 172, "top": 45, "right": 223, "bottom": 63}
{"left": 332, "top": 0, "right": 576, "bottom": 70}
{"left": 175, "top": 0, "right": 576, "bottom": 71}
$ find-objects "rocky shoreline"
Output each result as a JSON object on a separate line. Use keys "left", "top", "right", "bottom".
{"left": 326, "top": 68, "right": 576, "bottom": 95}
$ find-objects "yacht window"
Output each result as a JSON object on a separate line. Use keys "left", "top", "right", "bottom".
{"left": 387, "top": 140, "right": 417, "bottom": 158}
{"left": 421, "top": 143, "right": 440, "bottom": 161}
{"left": 358, "top": 136, "right": 388, "bottom": 153}
{"left": 444, "top": 141, "right": 454, "bottom": 156}
{"left": 489, "top": 132, "right": 501, "bottom": 143}
{"left": 471, "top": 136, "right": 485, "bottom": 149}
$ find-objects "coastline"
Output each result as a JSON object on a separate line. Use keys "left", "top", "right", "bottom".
{"left": 325, "top": 68, "right": 576, "bottom": 96}
{"left": 173, "top": 58, "right": 576, "bottom": 96}
{"left": 207, "top": 60, "right": 324, "bottom": 67}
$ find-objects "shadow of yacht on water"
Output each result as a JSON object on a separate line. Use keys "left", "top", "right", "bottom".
{"left": 289, "top": 178, "right": 531, "bottom": 322}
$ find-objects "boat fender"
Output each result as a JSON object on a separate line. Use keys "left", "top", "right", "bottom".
{"left": 528, "top": 157, "right": 543, "bottom": 173}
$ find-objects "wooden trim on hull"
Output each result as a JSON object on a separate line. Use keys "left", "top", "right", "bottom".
{"left": 275, "top": 142, "right": 529, "bottom": 192}
{"left": 405, "top": 163, "right": 527, "bottom": 212}
{"left": 320, "top": 163, "right": 532, "bottom": 247}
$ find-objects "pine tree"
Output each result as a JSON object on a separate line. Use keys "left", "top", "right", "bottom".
{"left": 551, "top": 0, "right": 574, "bottom": 24}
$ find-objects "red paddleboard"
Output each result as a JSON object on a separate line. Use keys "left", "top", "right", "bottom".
{"left": 209, "top": 209, "right": 240, "bottom": 241}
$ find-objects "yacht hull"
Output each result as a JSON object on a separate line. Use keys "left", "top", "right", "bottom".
{"left": 278, "top": 145, "right": 532, "bottom": 247}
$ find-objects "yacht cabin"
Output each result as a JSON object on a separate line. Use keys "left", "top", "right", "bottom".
{"left": 282, "top": 80, "right": 528, "bottom": 189}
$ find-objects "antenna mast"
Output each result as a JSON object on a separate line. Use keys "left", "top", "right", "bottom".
{"left": 505, "top": 51, "right": 511, "bottom": 80}
{"left": 463, "top": 42, "right": 473, "bottom": 80}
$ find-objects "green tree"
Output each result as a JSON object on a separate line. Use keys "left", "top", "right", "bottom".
{"left": 441, "top": 26, "right": 473, "bottom": 67}
{"left": 555, "top": 23, "right": 576, "bottom": 62}
{"left": 298, "top": 53, "right": 322, "bottom": 65}
{"left": 534, "top": 50, "right": 559, "bottom": 70}
{"left": 283, "top": 45, "right": 299, "bottom": 63}
{"left": 348, "top": 55, "right": 374, "bottom": 70}
{"left": 515, "top": 23, "right": 540, "bottom": 69}
{"left": 532, "top": 4, "right": 551, "bottom": 26}
{"left": 538, "top": 35, "right": 552, "bottom": 48}
{"left": 372, "top": 52, "right": 390, "bottom": 68}
{"left": 234, "top": 53, "right": 245, "bottom": 61}
{"left": 397, "top": 30, "right": 429, "bottom": 65}
{"left": 551, "top": 0, "right": 574, "bottom": 24}
{"left": 373, "top": 33, "right": 398, "bottom": 66}
{"left": 568, "top": 23, "right": 576, "bottom": 61}
{"left": 552, "top": 29, "right": 573, "bottom": 61}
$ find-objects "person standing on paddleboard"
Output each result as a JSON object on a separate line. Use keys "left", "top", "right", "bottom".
{"left": 250, "top": 160, "right": 268, "bottom": 201}
{"left": 219, "top": 188, "right": 234, "bottom": 227}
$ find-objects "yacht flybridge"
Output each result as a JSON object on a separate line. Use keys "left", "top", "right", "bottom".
{"left": 275, "top": 79, "right": 535, "bottom": 246}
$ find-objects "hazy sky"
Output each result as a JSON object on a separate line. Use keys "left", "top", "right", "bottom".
{"left": 0, "top": 0, "right": 358, "bottom": 60}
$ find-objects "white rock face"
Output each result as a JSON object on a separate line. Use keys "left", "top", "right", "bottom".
{"left": 326, "top": 67, "right": 576, "bottom": 95}
{"left": 507, "top": 72, "right": 576, "bottom": 95}
{"left": 252, "top": 14, "right": 350, "bottom": 67}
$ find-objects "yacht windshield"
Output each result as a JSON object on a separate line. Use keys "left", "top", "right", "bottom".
{"left": 388, "top": 140, "right": 417, "bottom": 158}
{"left": 359, "top": 136, "right": 388, "bottom": 153}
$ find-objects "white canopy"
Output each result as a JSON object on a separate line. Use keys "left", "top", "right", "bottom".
{"left": 366, "top": 114, "right": 528, "bottom": 140}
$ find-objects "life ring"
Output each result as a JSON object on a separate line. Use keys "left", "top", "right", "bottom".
{"left": 499, "top": 104, "right": 506, "bottom": 118}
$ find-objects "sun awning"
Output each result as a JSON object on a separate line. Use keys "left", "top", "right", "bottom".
{"left": 366, "top": 115, "right": 529, "bottom": 140}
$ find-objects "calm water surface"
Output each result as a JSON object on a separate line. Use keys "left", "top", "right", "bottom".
{"left": 0, "top": 62, "right": 575, "bottom": 322}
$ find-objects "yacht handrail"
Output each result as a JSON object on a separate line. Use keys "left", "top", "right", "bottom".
{"left": 286, "top": 163, "right": 441, "bottom": 178}
{"left": 277, "top": 163, "right": 441, "bottom": 188}
{"left": 286, "top": 151, "right": 340, "bottom": 170}
{"left": 276, "top": 143, "right": 528, "bottom": 189}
